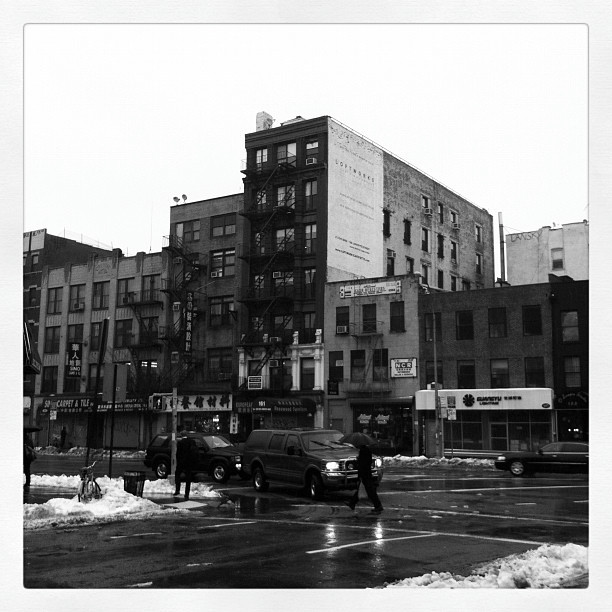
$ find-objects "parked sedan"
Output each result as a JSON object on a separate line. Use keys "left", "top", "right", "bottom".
{"left": 495, "top": 442, "right": 588, "bottom": 477}
{"left": 144, "top": 432, "right": 243, "bottom": 482}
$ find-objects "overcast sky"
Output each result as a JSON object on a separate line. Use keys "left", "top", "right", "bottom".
{"left": 24, "top": 23, "right": 587, "bottom": 277}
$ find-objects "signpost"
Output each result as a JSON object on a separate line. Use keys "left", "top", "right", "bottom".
{"left": 170, "top": 387, "right": 178, "bottom": 487}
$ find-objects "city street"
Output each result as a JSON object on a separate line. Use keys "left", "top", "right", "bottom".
{"left": 24, "top": 464, "right": 588, "bottom": 588}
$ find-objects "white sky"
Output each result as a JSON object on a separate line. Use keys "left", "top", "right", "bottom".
{"left": 23, "top": 24, "right": 588, "bottom": 276}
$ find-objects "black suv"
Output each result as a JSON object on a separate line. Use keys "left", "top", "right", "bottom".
{"left": 242, "top": 428, "right": 384, "bottom": 500}
{"left": 144, "top": 432, "right": 243, "bottom": 483}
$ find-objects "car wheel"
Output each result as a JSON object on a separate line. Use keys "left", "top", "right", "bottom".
{"left": 509, "top": 460, "right": 527, "bottom": 477}
{"left": 308, "top": 472, "right": 324, "bottom": 500}
{"left": 210, "top": 462, "right": 230, "bottom": 484}
{"left": 154, "top": 459, "right": 170, "bottom": 479}
{"left": 252, "top": 466, "right": 269, "bottom": 492}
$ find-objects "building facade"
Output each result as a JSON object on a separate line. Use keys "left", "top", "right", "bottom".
{"left": 506, "top": 221, "right": 589, "bottom": 285}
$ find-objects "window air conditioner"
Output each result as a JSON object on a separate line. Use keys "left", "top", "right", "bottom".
{"left": 73, "top": 302, "right": 84, "bottom": 311}
{"left": 172, "top": 302, "right": 181, "bottom": 312}
{"left": 122, "top": 294, "right": 132, "bottom": 304}
{"left": 305, "top": 157, "right": 317, "bottom": 165}
{"left": 173, "top": 257, "right": 182, "bottom": 265}
{"left": 387, "top": 250, "right": 396, "bottom": 258}
{"left": 211, "top": 270, "right": 222, "bottom": 278}
{"left": 268, "top": 359, "right": 279, "bottom": 368}
{"left": 269, "top": 336, "right": 282, "bottom": 343}
{"left": 272, "top": 271, "right": 282, "bottom": 279}
{"left": 336, "top": 325, "right": 348, "bottom": 334}
{"left": 452, "top": 223, "right": 461, "bottom": 230}
{"left": 423, "top": 208, "right": 433, "bottom": 216}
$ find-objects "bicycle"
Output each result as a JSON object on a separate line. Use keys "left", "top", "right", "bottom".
{"left": 77, "top": 461, "right": 103, "bottom": 502}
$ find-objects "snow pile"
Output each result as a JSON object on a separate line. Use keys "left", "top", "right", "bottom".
{"left": 384, "top": 543, "right": 587, "bottom": 588}
{"left": 36, "top": 445, "right": 146, "bottom": 459}
{"left": 383, "top": 454, "right": 495, "bottom": 469}
{"left": 24, "top": 474, "right": 222, "bottom": 530}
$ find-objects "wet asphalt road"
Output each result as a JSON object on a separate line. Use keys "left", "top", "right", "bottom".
{"left": 23, "top": 462, "right": 588, "bottom": 589}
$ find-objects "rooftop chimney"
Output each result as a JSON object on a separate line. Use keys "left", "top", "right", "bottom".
{"left": 256, "top": 111, "right": 274, "bottom": 131}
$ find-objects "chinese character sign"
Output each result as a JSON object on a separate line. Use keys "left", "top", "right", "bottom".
{"left": 184, "top": 291, "right": 194, "bottom": 354}
{"left": 66, "top": 343, "right": 82, "bottom": 377}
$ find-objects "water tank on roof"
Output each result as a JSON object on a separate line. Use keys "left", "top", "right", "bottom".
{"left": 256, "top": 111, "right": 274, "bottom": 131}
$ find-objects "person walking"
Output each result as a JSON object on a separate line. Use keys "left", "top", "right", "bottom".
{"left": 24, "top": 432, "right": 36, "bottom": 492}
{"left": 60, "top": 426, "right": 67, "bottom": 450}
{"left": 173, "top": 433, "right": 199, "bottom": 500}
{"left": 346, "top": 443, "right": 383, "bottom": 514}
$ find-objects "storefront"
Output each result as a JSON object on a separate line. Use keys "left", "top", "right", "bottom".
{"left": 415, "top": 388, "right": 554, "bottom": 457}
{"left": 235, "top": 397, "right": 317, "bottom": 435}
{"left": 554, "top": 391, "right": 588, "bottom": 442}
{"left": 350, "top": 398, "right": 413, "bottom": 455}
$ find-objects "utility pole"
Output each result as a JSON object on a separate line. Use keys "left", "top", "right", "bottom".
{"left": 86, "top": 318, "right": 108, "bottom": 465}
{"left": 432, "top": 306, "right": 444, "bottom": 458}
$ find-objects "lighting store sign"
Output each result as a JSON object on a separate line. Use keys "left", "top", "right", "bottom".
{"left": 340, "top": 280, "right": 401, "bottom": 298}
{"left": 415, "top": 388, "right": 553, "bottom": 411}
{"left": 390, "top": 358, "right": 417, "bottom": 378}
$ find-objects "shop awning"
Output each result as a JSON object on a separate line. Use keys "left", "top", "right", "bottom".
{"left": 247, "top": 397, "right": 317, "bottom": 413}
{"left": 23, "top": 321, "right": 41, "bottom": 375}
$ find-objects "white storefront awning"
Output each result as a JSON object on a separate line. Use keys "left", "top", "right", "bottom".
{"left": 415, "top": 388, "right": 553, "bottom": 411}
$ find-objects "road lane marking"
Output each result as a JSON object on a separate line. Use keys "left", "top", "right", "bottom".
{"left": 380, "top": 484, "right": 587, "bottom": 494}
{"left": 306, "top": 533, "right": 437, "bottom": 554}
{"left": 110, "top": 532, "right": 163, "bottom": 539}
{"left": 197, "top": 521, "right": 256, "bottom": 529}
{"left": 574, "top": 500, "right": 589, "bottom": 503}
{"left": 515, "top": 502, "right": 537, "bottom": 505}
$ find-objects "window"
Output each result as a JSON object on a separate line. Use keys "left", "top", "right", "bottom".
{"left": 461, "top": 279, "right": 471, "bottom": 291}
{"left": 114, "top": 319, "right": 133, "bottom": 348}
{"left": 304, "top": 223, "right": 317, "bottom": 254}
{"left": 450, "top": 275, "right": 458, "bottom": 291}
{"left": 564, "top": 356, "right": 581, "bottom": 388}
{"left": 41, "top": 366, "right": 58, "bottom": 393}
{"left": 27, "top": 286, "right": 37, "bottom": 307}
{"left": 421, "top": 227, "right": 429, "bottom": 252}
{"left": 211, "top": 213, "right": 236, "bottom": 237}
{"left": 561, "top": 311, "right": 579, "bottom": 342}
{"left": 275, "top": 227, "right": 295, "bottom": 252}
{"left": 373, "top": 349, "right": 389, "bottom": 381}
{"left": 437, "top": 270, "right": 444, "bottom": 289}
{"left": 117, "top": 278, "right": 135, "bottom": 305}
{"left": 92, "top": 281, "right": 110, "bottom": 309}
{"left": 457, "top": 360, "right": 475, "bottom": 388}
{"left": 277, "top": 184, "right": 295, "bottom": 208}
{"left": 551, "top": 248, "right": 564, "bottom": 270}
{"left": 329, "top": 350, "right": 344, "bottom": 381}
{"left": 90, "top": 321, "right": 103, "bottom": 352}
{"left": 437, "top": 234, "right": 444, "bottom": 258}
{"left": 488, "top": 307, "right": 507, "bottom": 338}
{"left": 67, "top": 324, "right": 83, "bottom": 345}
{"left": 383, "top": 210, "right": 391, "bottom": 237}
{"left": 210, "top": 248, "right": 235, "bottom": 277}
{"left": 450, "top": 240, "right": 458, "bottom": 262}
{"left": 272, "top": 314, "right": 293, "bottom": 338}
{"left": 424, "top": 312, "right": 441, "bottom": 342}
{"left": 273, "top": 271, "right": 293, "bottom": 297}
{"left": 350, "top": 350, "right": 366, "bottom": 381}
{"left": 44, "top": 326, "right": 61, "bottom": 354}
{"left": 403, "top": 220, "right": 412, "bottom": 244}
{"left": 523, "top": 305, "right": 542, "bottom": 336}
{"left": 406, "top": 257, "right": 414, "bottom": 274}
{"left": 438, "top": 202, "right": 444, "bottom": 223}
{"left": 208, "top": 347, "right": 233, "bottom": 380}
{"left": 476, "top": 253, "right": 483, "bottom": 275}
{"left": 63, "top": 370, "right": 80, "bottom": 393}
{"left": 421, "top": 263, "right": 429, "bottom": 285}
{"left": 456, "top": 310, "right": 474, "bottom": 340}
{"left": 306, "top": 140, "right": 319, "bottom": 160}
{"left": 390, "top": 301, "right": 405, "bottom": 332}
{"left": 301, "top": 357, "right": 315, "bottom": 390}
{"left": 304, "top": 179, "right": 318, "bottom": 210}
{"left": 255, "top": 188, "right": 267, "bottom": 211}
{"left": 525, "top": 357, "right": 545, "bottom": 387}
{"left": 304, "top": 268, "right": 316, "bottom": 299}
{"left": 475, "top": 224, "right": 483, "bottom": 243}
{"left": 302, "top": 312, "right": 316, "bottom": 344}
{"left": 142, "top": 275, "right": 160, "bottom": 301}
{"left": 336, "top": 306, "right": 349, "bottom": 329}
{"left": 386, "top": 251, "right": 395, "bottom": 276}
{"left": 69, "top": 285, "right": 86, "bottom": 311}
{"left": 87, "top": 364, "right": 103, "bottom": 393}
{"left": 425, "top": 361, "right": 443, "bottom": 386}
{"left": 491, "top": 359, "right": 510, "bottom": 388}
{"left": 176, "top": 219, "right": 200, "bottom": 243}
{"left": 421, "top": 194, "right": 430, "bottom": 209}
{"left": 450, "top": 210, "right": 458, "bottom": 225}
{"left": 277, "top": 141, "right": 297, "bottom": 165}
{"left": 255, "top": 147, "right": 267, "bottom": 168}
{"left": 209, "top": 296, "right": 234, "bottom": 327}
{"left": 139, "top": 317, "right": 159, "bottom": 343}
{"left": 31, "top": 253, "right": 40, "bottom": 269}
{"left": 362, "top": 304, "right": 377, "bottom": 333}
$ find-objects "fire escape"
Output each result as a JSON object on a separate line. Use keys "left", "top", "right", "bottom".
{"left": 159, "top": 235, "right": 206, "bottom": 391}
{"left": 238, "top": 151, "right": 298, "bottom": 385}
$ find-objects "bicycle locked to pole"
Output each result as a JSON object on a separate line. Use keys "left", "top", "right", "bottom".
{"left": 77, "top": 460, "right": 103, "bottom": 502}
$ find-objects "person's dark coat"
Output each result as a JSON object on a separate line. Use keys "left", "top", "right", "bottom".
{"left": 174, "top": 436, "right": 199, "bottom": 499}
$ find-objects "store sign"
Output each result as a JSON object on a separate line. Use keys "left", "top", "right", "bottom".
{"left": 328, "top": 380, "right": 339, "bottom": 395}
{"left": 357, "top": 413, "right": 371, "bottom": 424}
{"left": 184, "top": 292, "right": 194, "bottom": 354}
{"left": 248, "top": 376, "right": 263, "bottom": 390}
{"left": 375, "top": 414, "right": 390, "bottom": 424}
{"left": 66, "top": 343, "right": 82, "bottom": 377}
{"left": 340, "top": 280, "right": 401, "bottom": 299}
{"left": 415, "top": 388, "right": 554, "bottom": 411}
{"left": 390, "top": 358, "right": 417, "bottom": 378}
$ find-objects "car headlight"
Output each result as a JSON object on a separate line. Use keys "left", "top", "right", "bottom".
{"left": 375, "top": 458, "right": 383, "bottom": 468}
{"left": 496, "top": 456, "right": 506, "bottom": 461}
{"left": 234, "top": 456, "right": 241, "bottom": 463}
{"left": 325, "top": 461, "right": 340, "bottom": 471}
